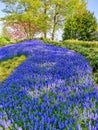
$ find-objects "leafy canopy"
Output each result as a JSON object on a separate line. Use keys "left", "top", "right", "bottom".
{"left": 63, "top": 9, "right": 97, "bottom": 41}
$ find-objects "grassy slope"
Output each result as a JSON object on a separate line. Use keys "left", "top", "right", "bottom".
{"left": 0, "top": 55, "right": 26, "bottom": 82}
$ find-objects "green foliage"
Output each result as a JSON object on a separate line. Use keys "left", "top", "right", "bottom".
{"left": 65, "top": 0, "right": 86, "bottom": 19}
{"left": 0, "top": 35, "right": 10, "bottom": 46}
{"left": 0, "top": 0, "right": 48, "bottom": 39}
{"left": 0, "top": 26, "right": 11, "bottom": 46}
{"left": 0, "top": 55, "right": 26, "bottom": 82}
{"left": 63, "top": 10, "right": 97, "bottom": 41}
{"left": 1, "top": 0, "right": 83, "bottom": 40}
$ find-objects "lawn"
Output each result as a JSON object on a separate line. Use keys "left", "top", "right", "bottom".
{"left": 0, "top": 55, "right": 26, "bottom": 82}
{"left": 0, "top": 40, "right": 98, "bottom": 129}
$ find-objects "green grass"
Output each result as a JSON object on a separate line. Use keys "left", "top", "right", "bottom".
{"left": 0, "top": 55, "right": 26, "bottom": 82}
{"left": 0, "top": 36, "right": 11, "bottom": 47}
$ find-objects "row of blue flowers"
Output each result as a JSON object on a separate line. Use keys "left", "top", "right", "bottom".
{"left": 0, "top": 40, "right": 98, "bottom": 130}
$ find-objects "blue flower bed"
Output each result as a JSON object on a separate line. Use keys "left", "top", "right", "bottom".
{"left": 0, "top": 40, "right": 98, "bottom": 129}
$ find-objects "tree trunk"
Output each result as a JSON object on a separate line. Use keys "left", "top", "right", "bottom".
{"left": 44, "top": 32, "right": 47, "bottom": 38}
{"left": 51, "top": 5, "right": 58, "bottom": 40}
{"left": 43, "top": 0, "right": 47, "bottom": 39}
{"left": 51, "top": 24, "right": 56, "bottom": 40}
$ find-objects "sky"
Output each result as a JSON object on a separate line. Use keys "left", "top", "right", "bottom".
{"left": 0, "top": 2, "right": 5, "bottom": 33}
{"left": 0, "top": 2, "right": 5, "bottom": 18}
{"left": 87, "top": 0, "right": 98, "bottom": 21}
{"left": 0, "top": 1, "right": 98, "bottom": 39}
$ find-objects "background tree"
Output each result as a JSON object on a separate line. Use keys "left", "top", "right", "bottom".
{"left": 49, "top": 0, "right": 66, "bottom": 40}
{"left": 0, "top": 0, "right": 68, "bottom": 40}
{"left": 41, "top": 0, "right": 87, "bottom": 40}
{"left": 41, "top": 0, "right": 51, "bottom": 38}
{"left": 1, "top": 0, "right": 95, "bottom": 41}
{"left": 95, "top": 23, "right": 98, "bottom": 41}
{"left": 63, "top": 9, "right": 97, "bottom": 41}
{"left": 40, "top": 0, "right": 67, "bottom": 40}
{"left": 0, "top": 0, "right": 48, "bottom": 40}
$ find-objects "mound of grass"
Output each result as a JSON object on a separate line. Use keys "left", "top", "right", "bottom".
{"left": 0, "top": 55, "right": 26, "bottom": 82}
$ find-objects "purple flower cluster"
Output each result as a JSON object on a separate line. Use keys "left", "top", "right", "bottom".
{"left": 0, "top": 40, "right": 98, "bottom": 129}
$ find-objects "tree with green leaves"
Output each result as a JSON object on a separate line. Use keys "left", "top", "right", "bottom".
{"left": 40, "top": 0, "right": 67, "bottom": 40}
{"left": 40, "top": 0, "right": 51, "bottom": 38}
{"left": 0, "top": 0, "right": 48, "bottom": 39}
{"left": 43, "top": 0, "right": 86, "bottom": 40}
{"left": 63, "top": 9, "right": 97, "bottom": 41}
{"left": 1, "top": 0, "right": 68, "bottom": 40}
{"left": 1, "top": 0, "right": 90, "bottom": 40}
{"left": 49, "top": 0, "right": 66, "bottom": 40}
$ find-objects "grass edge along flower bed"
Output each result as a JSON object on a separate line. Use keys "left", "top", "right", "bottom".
{"left": 0, "top": 55, "right": 26, "bottom": 82}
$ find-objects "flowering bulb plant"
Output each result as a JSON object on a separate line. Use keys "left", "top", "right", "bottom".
{"left": 0, "top": 40, "right": 98, "bottom": 129}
